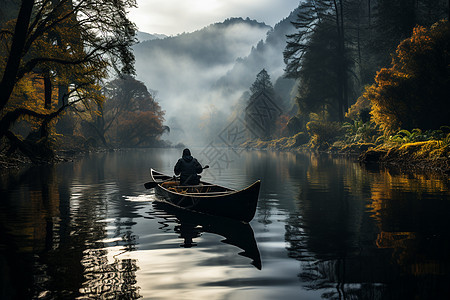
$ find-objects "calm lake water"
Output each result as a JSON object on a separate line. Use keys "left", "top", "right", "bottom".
{"left": 1, "top": 148, "right": 450, "bottom": 299}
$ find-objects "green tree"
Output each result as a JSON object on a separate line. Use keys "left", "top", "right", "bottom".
{"left": 284, "top": 0, "right": 352, "bottom": 122}
{"left": 245, "top": 69, "right": 281, "bottom": 139}
{"left": 249, "top": 69, "right": 274, "bottom": 96}
{"left": 365, "top": 20, "right": 450, "bottom": 133}
{"left": 289, "top": 18, "right": 343, "bottom": 121}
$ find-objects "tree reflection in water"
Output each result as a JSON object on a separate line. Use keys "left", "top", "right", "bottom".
{"left": 283, "top": 154, "right": 450, "bottom": 299}
{"left": 0, "top": 161, "right": 143, "bottom": 299}
{"left": 152, "top": 201, "right": 262, "bottom": 270}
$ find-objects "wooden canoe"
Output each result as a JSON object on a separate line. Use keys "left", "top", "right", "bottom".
{"left": 150, "top": 169, "right": 261, "bottom": 223}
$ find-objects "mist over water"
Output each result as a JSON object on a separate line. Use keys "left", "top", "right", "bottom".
{"left": 133, "top": 19, "right": 279, "bottom": 146}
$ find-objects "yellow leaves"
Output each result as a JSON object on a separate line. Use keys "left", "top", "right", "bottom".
{"left": 410, "top": 25, "right": 432, "bottom": 47}
{"left": 8, "top": 75, "right": 46, "bottom": 109}
{"left": 374, "top": 68, "right": 392, "bottom": 87}
{"left": 374, "top": 68, "right": 410, "bottom": 90}
{"left": 362, "top": 20, "right": 450, "bottom": 133}
{"left": 346, "top": 95, "right": 371, "bottom": 120}
{"left": 92, "top": 110, "right": 102, "bottom": 117}
{"left": 2, "top": 73, "right": 58, "bottom": 129}
{"left": 397, "top": 140, "right": 449, "bottom": 160}
{"left": 393, "top": 22, "right": 442, "bottom": 72}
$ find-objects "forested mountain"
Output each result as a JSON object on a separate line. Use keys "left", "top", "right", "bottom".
{"left": 132, "top": 17, "right": 272, "bottom": 144}
{"left": 214, "top": 7, "right": 300, "bottom": 101}
{"left": 134, "top": 18, "right": 270, "bottom": 66}
{"left": 136, "top": 31, "right": 167, "bottom": 43}
{"left": 134, "top": 1, "right": 448, "bottom": 146}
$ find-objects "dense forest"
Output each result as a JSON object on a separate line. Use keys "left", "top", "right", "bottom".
{"left": 282, "top": 0, "right": 449, "bottom": 131}
{"left": 243, "top": 0, "right": 449, "bottom": 171}
{"left": 0, "top": 0, "right": 166, "bottom": 164}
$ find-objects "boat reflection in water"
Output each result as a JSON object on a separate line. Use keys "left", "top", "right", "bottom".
{"left": 152, "top": 201, "right": 262, "bottom": 270}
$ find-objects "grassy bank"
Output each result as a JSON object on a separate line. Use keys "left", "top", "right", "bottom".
{"left": 241, "top": 135, "right": 450, "bottom": 175}
{"left": 360, "top": 141, "right": 450, "bottom": 174}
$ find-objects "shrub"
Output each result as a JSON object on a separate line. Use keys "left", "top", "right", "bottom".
{"left": 343, "top": 121, "right": 380, "bottom": 144}
{"left": 364, "top": 20, "right": 450, "bottom": 133}
{"left": 293, "top": 132, "right": 310, "bottom": 146}
{"left": 306, "top": 120, "right": 345, "bottom": 149}
{"left": 388, "top": 127, "right": 450, "bottom": 144}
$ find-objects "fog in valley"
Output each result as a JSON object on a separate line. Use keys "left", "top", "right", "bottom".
{"left": 133, "top": 14, "right": 298, "bottom": 146}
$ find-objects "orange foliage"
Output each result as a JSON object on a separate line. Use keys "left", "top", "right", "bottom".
{"left": 346, "top": 95, "right": 371, "bottom": 121}
{"left": 364, "top": 20, "right": 450, "bottom": 134}
{"left": 114, "top": 111, "right": 165, "bottom": 146}
{"left": 0, "top": 5, "right": 105, "bottom": 139}
{"left": 2, "top": 73, "right": 59, "bottom": 130}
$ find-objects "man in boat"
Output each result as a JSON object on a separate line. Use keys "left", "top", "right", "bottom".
{"left": 174, "top": 148, "right": 203, "bottom": 185}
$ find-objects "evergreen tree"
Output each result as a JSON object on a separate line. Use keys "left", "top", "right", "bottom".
{"left": 284, "top": 0, "right": 352, "bottom": 122}
{"left": 249, "top": 69, "right": 274, "bottom": 96}
{"left": 245, "top": 69, "right": 281, "bottom": 139}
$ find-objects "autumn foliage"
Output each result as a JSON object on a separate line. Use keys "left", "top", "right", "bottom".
{"left": 364, "top": 20, "right": 450, "bottom": 134}
{"left": 0, "top": 0, "right": 137, "bottom": 161}
{"left": 79, "top": 76, "right": 166, "bottom": 147}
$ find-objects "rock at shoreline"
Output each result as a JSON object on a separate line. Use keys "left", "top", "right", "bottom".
{"left": 0, "top": 153, "right": 32, "bottom": 169}
{"left": 359, "top": 149, "right": 387, "bottom": 163}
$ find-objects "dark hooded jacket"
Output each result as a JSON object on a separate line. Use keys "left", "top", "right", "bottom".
{"left": 174, "top": 150, "right": 203, "bottom": 185}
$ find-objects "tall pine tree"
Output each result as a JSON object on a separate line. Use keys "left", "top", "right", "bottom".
{"left": 245, "top": 69, "right": 281, "bottom": 139}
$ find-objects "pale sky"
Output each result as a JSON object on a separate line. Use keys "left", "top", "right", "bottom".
{"left": 129, "top": 0, "right": 300, "bottom": 35}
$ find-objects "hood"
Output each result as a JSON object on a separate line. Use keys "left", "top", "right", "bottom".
{"left": 182, "top": 155, "right": 193, "bottom": 162}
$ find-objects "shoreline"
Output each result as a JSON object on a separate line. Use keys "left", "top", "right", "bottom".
{"left": 358, "top": 147, "right": 450, "bottom": 175}
{"left": 0, "top": 148, "right": 100, "bottom": 171}
{"left": 241, "top": 139, "right": 450, "bottom": 176}
{"left": 1, "top": 144, "right": 449, "bottom": 177}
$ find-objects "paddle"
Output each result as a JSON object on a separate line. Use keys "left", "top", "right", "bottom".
{"left": 144, "top": 165, "right": 209, "bottom": 189}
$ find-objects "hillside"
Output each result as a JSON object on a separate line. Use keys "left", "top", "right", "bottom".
{"left": 132, "top": 11, "right": 304, "bottom": 144}
{"left": 134, "top": 18, "right": 270, "bottom": 65}
{"left": 136, "top": 31, "right": 167, "bottom": 42}
{"left": 214, "top": 7, "right": 301, "bottom": 110}
{"left": 132, "top": 17, "right": 272, "bottom": 144}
